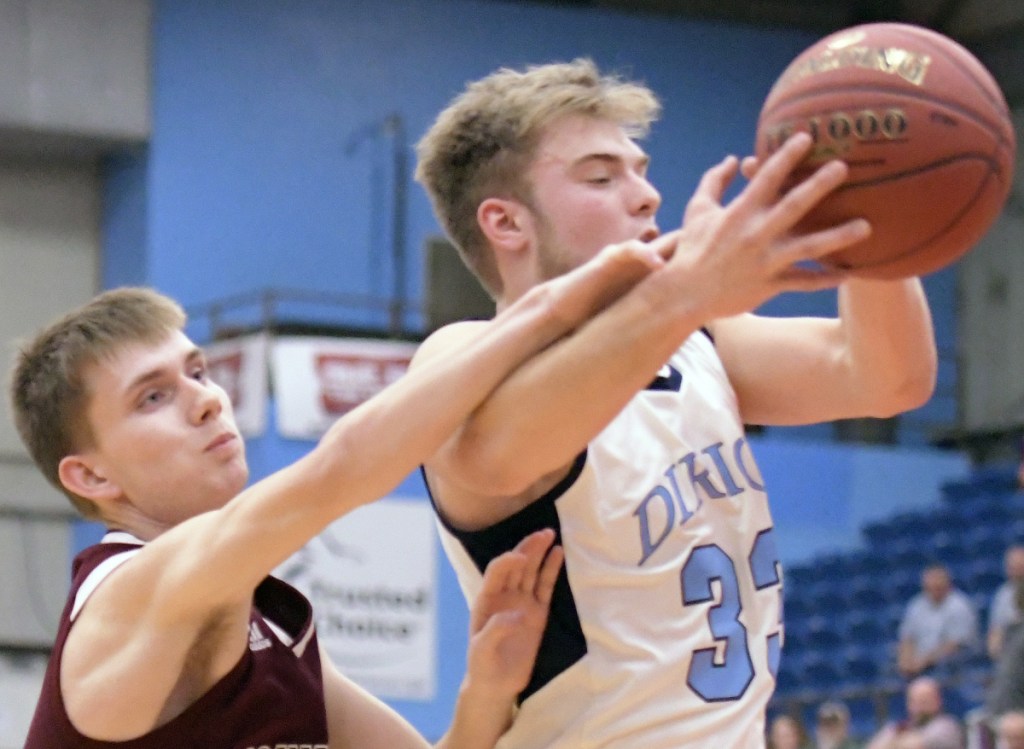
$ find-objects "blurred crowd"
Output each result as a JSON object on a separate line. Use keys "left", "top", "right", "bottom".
{"left": 769, "top": 542, "right": 1024, "bottom": 749}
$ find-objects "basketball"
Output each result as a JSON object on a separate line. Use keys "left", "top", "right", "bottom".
{"left": 755, "top": 22, "right": 1016, "bottom": 278}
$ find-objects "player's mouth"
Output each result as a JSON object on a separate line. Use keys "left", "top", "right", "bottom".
{"left": 205, "top": 431, "right": 238, "bottom": 454}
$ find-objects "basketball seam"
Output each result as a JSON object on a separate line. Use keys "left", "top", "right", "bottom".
{"left": 837, "top": 152, "right": 1005, "bottom": 190}
{"left": 839, "top": 166, "right": 996, "bottom": 270}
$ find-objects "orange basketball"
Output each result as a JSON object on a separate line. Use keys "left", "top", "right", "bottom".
{"left": 755, "top": 22, "right": 1016, "bottom": 278}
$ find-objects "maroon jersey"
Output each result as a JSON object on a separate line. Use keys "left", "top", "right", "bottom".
{"left": 25, "top": 534, "right": 329, "bottom": 749}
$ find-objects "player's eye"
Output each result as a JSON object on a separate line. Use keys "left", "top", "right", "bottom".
{"left": 138, "top": 389, "right": 167, "bottom": 409}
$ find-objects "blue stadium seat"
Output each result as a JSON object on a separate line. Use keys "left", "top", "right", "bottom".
{"left": 969, "top": 464, "right": 1018, "bottom": 488}
{"left": 956, "top": 659, "right": 994, "bottom": 709}
{"left": 885, "top": 688, "right": 908, "bottom": 723}
{"left": 841, "top": 644, "right": 882, "bottom": 687}
{"left": 863, "top": 520, "right": 902, "bottom": 550}
{"left": 962, "top": 523, "right": 1011, "bottom": 559}
{"left": 814, "top": 552, "right": 852, "bottom": 579}
{"left": 783, "top": 615, "right": 811, "bottom": 652}
{"left": 782, "top": 564, "right": 818, "bottom": 588}
{"left": 942, "top": 479, "right": 988, "bottom": 504}
{"left": 804, "top": 615, "right": 845, "bottom": 650}
{"left": 845, "top": 696, "right": 880, "bottom": 741}
{"left": 945, "top": 496, "right": 1009, "bottom": 529}
{"left": 880, "top": 602, "right": 906, "bottom": 635}
{"left": 782, "top": 592, "right": 813, "bottom": 621}
{"left": 846, "top": 549, "right": 891, "bottom": 579}
{"left": 799, "top": 653, "right": 844, "bottom": 691}
{"left": 1004, "top": 518, "right": 1024, "bottom": 545}
{"left": 1004, "top": 492, "right": 1024, "bottom": 515}
{"left": 890, "top": 538, "right": 937, "bottom": 572}
{"left": 943, "top": 684, "right": 975, "bottom": 718}
{"left": 886, "top": 567, "right": 922, "bottom": 601}
{"left": 931, "top": 530, "right": 973, "bottom": 568}
{"left": 774, "top": 652, "right": 804, "bottom": 697}
{"left": 843, "top": 609, "right": 890, "bottom": 646}
{"left": 848, "top": 573, "right": 894, "bottom": 611}
{"left": 885, "top": 511, "right": 931, "bottom": 542}
{"left": 804, "top": 579, "right": 849, "bottom": 616}
{"left": 966, "top": 556, "right": 1005, "bottom": 594}
{"left": 973, "top": 499, "right": 1012, "bottom": 527}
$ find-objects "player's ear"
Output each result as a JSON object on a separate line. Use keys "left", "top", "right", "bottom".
{"left": 58, "top": 454, "right": 122, "bottom": 503}
{"left": 478, "top": 197, "right": 531, "bottom": 253}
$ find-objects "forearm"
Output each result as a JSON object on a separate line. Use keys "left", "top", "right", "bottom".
{"left": 989, "top": 628, "right": 1004, "bottom": 659}
{"left": 837, "top": 277, "right": 937, "bottom": 415}
{"left": 897, "top": 638, "right": 920, "bottom": 673}
{"left": 196, "top": 292, "right": 565, "bottom": 585}
{"left": 446, "top": 269, "right": 705, "bottom": 493}
{"left": 305, "top": 239, "right": 669, "bottom": 511}
{"left": 435, "top": 681, "right": 516, "bottom": 749}
{"left": 932, "top": 639, "right": 963, "bottom": 661}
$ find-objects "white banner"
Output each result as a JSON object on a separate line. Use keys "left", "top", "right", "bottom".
{"left": 271, "top": 337, "right": 417, "bottom": 440}
{"left": 204, "top": 333, "right": 269, "bottom": 438}
{"left": 275, "top": 498, "right": 437, "bottom": 701}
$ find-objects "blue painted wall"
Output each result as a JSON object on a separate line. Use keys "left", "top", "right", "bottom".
{"left": 104, "top": 0, "right": 817, "bottom": 312}
{"left": 92, "top": 0, "right": 968, "bottom": 739}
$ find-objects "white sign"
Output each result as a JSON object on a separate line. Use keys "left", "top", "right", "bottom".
{"left": 275, "top": 498, "right": 437, "bottom": 701}
{"left": 271, "top": 337, "right": 417, "bottom": 440}
{"left": 204, "top": 333, "right": 269, "bottom": 438}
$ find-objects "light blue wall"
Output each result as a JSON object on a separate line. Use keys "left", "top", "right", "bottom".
{"left": 104, "top": 0, "right": 817, "bottom": 313}
{"left": 757, "top": 437, "right": 970, "bottom": 565}
{"left": 92, "top": 0, "right": 969, "bottom": 739}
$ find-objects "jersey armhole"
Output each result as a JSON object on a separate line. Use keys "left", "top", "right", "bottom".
{"left": 70, "top": 549, "right": 141, "bottom": 621}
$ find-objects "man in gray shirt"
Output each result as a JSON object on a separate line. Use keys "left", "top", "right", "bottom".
{"left": 988, "top": 546, "right": 1024, "bottom": 660}
{"left": 898, "top": 564, "right": 979, "bottom": 678}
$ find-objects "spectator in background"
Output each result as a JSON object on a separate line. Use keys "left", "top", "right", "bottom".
{"left": 866, "top": 676, "right": 964, "bottom": 749}
{"left": 996, "top": 711, "right": 1024, "bottom": 749}
{"left": 815, "top": 700, "right": 863, "bottom": 749}
{"left": 988, "top": 546, "right": 1024, "bottom": 660}
{"left": 898, "top": 564, "right": 979, "bottom": 679}
{"left": 986, "top": 577, "right": 1024, "bottom": 717}
{"left": 770, "top": 713, "right": 814, "bottom": 749}
{"left": 965, "top": 578, "right": 1024, "bottom": 749}
{"left": 1015, "top": 435, "right": 1024, "bottom": 492}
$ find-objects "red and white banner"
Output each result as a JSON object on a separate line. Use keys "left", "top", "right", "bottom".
{"left": 204, "top": 333, "right": 269, "bottom": 438}
{"left": 271, "top": 337, "right": 418, "bottom": 440}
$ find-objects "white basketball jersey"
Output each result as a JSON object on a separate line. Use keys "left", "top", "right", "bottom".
{"left": 434, "top": 331, "right": 781, "bottom": 749}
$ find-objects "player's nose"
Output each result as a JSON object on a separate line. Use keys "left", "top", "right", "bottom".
{"left": 187, "top": 377, "right": 223, "bottom": 425}
{"left": 631, "top": 174, "right": 661, "bottom": 217}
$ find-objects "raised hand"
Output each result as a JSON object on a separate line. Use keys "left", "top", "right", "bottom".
{"left": 464, "top": 528, "right": 564, "bottom": 700}
{"left": 665, "top": 132, "right": 871, "bottom": 321}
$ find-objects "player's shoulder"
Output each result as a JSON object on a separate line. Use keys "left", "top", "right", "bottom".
{"left": 411, "top": 319, "right": 491, "bottom": 369}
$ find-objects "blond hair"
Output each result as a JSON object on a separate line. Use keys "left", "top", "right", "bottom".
{"left": 415, "top": 58, "right": 661, "bottom": 297}
{"left": 9, "top": 287, "right": 186, "bottom": 518}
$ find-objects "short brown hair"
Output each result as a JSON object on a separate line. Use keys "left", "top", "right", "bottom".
{"left": 9, "top": 287, "right": 186, "bottom": 518}
{"left": 415, "top": 58, "right": 660, "bottom": 298}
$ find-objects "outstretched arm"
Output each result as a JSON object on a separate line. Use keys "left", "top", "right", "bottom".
{"left": 58, "top": 242, "right": 662, "bottom": 739}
